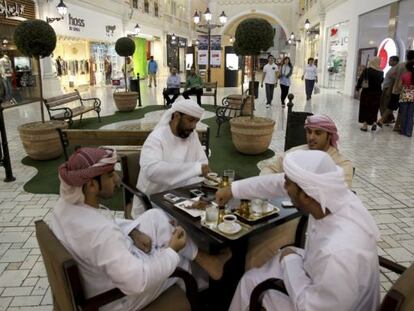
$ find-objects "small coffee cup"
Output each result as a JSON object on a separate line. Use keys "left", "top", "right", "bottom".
{"left": 207, "top": 172, "right": 218, "bottom": 179}
{"left": 223, "top": 214, "right": 237, "bottom": 224}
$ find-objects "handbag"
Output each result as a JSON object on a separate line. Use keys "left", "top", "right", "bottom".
{"left": 400, "top": 85, "right": 414, "bottom": 103}
{"left": 362, "top": 79, "right": 369, "bottom": 89}
{"left": 314, "top": 84, "right": 320, "bottom": 94}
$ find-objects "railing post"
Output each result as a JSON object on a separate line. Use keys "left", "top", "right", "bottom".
{"left": 0, "top": 103, "right": 16, "bottom": 182}
{"left": 137, "top": 73, "right": 142, "bottom": 107}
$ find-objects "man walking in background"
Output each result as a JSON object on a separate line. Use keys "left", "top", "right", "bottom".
{"left": 148, "top": 56, "right": 158, "bottom": 87}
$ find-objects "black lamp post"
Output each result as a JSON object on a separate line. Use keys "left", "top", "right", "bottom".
{"left": 46, "top": 0, "right": 68, "bottom": 23}
{"left": 193, "top": 8, "right": 227, "bottom": 83}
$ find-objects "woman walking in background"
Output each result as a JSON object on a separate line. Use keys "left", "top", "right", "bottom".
{"left": 398, "top": 61, "right": 414, "bottom": 137}
{"left": 356, "top": 57, "right": 383, "bottom": 131}
{"left": 302, "top": 57, "right": 318, "bottom": 100}
{"left": 279, "top": 56, "right": 293, "bottom": 108}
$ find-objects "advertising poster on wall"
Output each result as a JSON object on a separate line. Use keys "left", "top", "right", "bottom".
{"left": 197, "top": 35, "right": 221, "bottom": 67}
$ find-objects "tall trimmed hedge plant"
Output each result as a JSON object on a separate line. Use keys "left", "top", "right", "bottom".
{"left": 14, "top": 19, "right": 57, "bottom": 122}
{"left": 234, "top": 18, "right": 274, "bottom": 118}
{"left": 115, "top": 37, "right": 136, "bottom": 92}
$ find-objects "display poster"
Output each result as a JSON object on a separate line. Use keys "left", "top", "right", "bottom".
{"left": 197, "top": 35, "right": 221, "bottom": 67}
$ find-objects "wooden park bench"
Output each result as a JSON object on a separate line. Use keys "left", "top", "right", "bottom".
{"left": 163, "top": 81, "right": 218, "bottom": 107}
{"left": 58, "top": 128, "right": 210, "bottom": 160}
{"left": 44, "top": 90, "right": 101, "bottom": 126}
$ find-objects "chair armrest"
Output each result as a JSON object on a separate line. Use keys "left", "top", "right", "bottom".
{"left": 249, "top": 278, "right": 288, "bottom": 311}
{"left": 171, "top": 267, "right": 199, "bottom": 310}
{"left": 379, "top": 256, "right": 406, "bottom": 275}
{"left": 81, "top": 288, "right": 125, "bottom": 311}
{"left": 120, "top": 180, "right": 153, "bottom": 210}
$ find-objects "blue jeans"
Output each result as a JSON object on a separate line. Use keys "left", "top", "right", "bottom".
{"left": 265, "top": 83, "right": 275, "bottom": 105}
{"left": 305, "top": 79, "right": 315, "bottom": 99}
{"left": 399, "top": 102, "right": 414, "bottom": 137}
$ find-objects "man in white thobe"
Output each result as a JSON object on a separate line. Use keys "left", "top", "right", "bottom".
{"left": 216, "top": 150, "right": 380, "bottom": 311}
{"left": 247, "top": 114, "right": 354, "bottom": 269}
{"left": 132, "top": 99, "right": 209, "bottom": 217}
{"left": 51, "top": 147, "right": 230, "bottom": 311}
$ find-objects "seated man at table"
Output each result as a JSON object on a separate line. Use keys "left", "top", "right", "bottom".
{"left": 182, "top": 66, "right": 203, "bottom": 106}
{"left": 261, "top": 114, "right": 353, "bottom": 187}
{"left": 51, "top": 147, "right": 231, "bottom": 311}
{"left": 248, "top": 114, "right": 354, "bottom": 269}
{"left": 163, "top": 66, "right": 181, "bottom": 106}
{"left": 216, "top": 150, "right": 380, "bottom": 311}
{"left": 132, "top": 99, "right": 210, "bottom": 217}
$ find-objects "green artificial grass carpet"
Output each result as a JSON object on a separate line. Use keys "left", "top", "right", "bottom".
{"left": 21, "top": 105, "right": 274, "bottom": 210}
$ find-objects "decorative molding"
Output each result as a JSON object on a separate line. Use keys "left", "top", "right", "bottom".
{"left": 217, "top": 0, "right": 292, "bottom": 4}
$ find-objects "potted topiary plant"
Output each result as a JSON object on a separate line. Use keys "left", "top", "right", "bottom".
{"left": 14, "top": 19, "right": 67, "bottom": 160}
{"left": 230, "top": 18, "right": 276, "bottom": 155}
{"left": 113, "top": 37, "right": 138, "bottom": 111}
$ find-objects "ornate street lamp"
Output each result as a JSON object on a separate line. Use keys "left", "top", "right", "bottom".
{"left": 134, "top": 24, "right": 141, "bottom": 35}
{"left": 56, "top": 0, "right": 68, "bottom": 16}
{"left": 193, "top": 7, "right": 227, "bottom": 82}
{"left": 304, "top": 19, "right": 311, "bottom": 30}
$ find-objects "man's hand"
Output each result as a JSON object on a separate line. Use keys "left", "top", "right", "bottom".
{"left": 129, "top": 229, "right": 152, "bottom": 254}
{"left": 201, "top": 164, "right": 210, "bottom": 178}
{"left": 169, "top": 226, "right": 187, "bottom": 252}
{"left": 301, "top": 75, "right": 304, "bottom": 81}
{"left": 260, "top": 83, "right": 263, "bottom": 88}
{"left": 279, "top": 247, "right": 297, "bottom": 262}
{"left": 216, "top": 186, "right": 233, "bottom": 206}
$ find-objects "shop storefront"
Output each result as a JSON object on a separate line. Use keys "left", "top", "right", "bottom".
{"left": 47, "top": 2, "right": 123, "bottom": 90}
{"left": 357, "top": 0, "right": 414, "bottom": 75}
{"left": 325, "top": 21, "right": 349, "bottom": 91}
{"left": 0, "top": 0, "right": 39, "bottom": 104}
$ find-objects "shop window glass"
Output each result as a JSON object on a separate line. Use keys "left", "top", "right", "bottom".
{"left": 144, "top": 0, "right": 149, "bottom": 13}
{"left": 132, "top": 0, "right": 138, "bottom": 9}
{"left": 396, "top": 0, "right": 414, "bottom": 54}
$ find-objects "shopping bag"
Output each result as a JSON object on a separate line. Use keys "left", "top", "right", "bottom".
{"left": 314, "top": 85, "right": 320, "bottom": 95}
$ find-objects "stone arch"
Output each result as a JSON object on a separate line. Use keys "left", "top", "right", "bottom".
{"left": 220, "top": 10, "right": 290, "bottom": 37}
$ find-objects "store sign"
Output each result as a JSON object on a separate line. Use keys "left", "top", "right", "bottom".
{"left": 0, "top": 0, "right": 25, "bottom": 17}
{"left": 68, "top": 14, "right": 85, "bottom": 32}
{"left": 377, "top": 38, "right": 397, "bottom": 74}
{"left": 51, "top": 3, "right": 122, "bottom": 41}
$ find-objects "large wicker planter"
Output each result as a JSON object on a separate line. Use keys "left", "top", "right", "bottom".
{"left": 113, "top": 91, "right": 138, "bottom": 112}
{"left": 18, "top": 120, "right": 68, "bottom": 160}
{"left": 227, "top": 94, "right": 253, "bottom": 116}
{"left": 230, "top": 116, "right": 275, "bottom": 155}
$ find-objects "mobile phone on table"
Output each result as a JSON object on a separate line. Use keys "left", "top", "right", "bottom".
{"left": 281, "top": 200, "right": 295, "bottom": 208}
{"left": 163, "top": 193, "right": 181, "bottom": 203}
{"left": 189, "top": 189, "right": 205, "bottom": 197}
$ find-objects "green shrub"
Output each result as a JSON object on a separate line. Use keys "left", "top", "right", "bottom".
{"left": 13, "top": 20, "right": 56, "bottom": 58}
{"left": 234, "top": 18, "right": 274, "bottom": 56}
{"left": 115, "top": 37, "right": 135, "bottom": 57}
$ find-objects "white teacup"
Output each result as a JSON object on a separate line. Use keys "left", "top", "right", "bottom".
{"left": 251, "top": 199, "right": 264, "bottom": 214}
{"left": 207, "top": 172, "right": 218, "bottom": 179}
{"left": 222, "top": 214, "right": 237, "bottom": 230}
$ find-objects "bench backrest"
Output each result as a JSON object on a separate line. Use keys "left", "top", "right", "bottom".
{"left": 58, "top": 128, "right": 210, "bottom": 160}
{"left": 44, "top": 91, "right": 81, "bottom": 108}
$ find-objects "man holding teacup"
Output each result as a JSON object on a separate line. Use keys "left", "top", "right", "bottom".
{"left": 216, "top": 150, "right": 380, "bottom": 311}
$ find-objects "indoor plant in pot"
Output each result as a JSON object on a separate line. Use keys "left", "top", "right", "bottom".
{"left": 231, "top": 18, "right": 276, "bottom": 155}
{"left": 14, "top": 19, "right": 67, "bottom": 161}
{"left": 113, "top": 37, "right": 138, "bottom": 112}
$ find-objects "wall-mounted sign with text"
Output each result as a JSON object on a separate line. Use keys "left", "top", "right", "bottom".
{"left": 0, "top": 0, "right": 35, "bottom": 25}
{"left": 50, "top": 2, "right": 122, "bottom": 41}
{"left": 377, "top": 38, "right": 398, "bottom": 75}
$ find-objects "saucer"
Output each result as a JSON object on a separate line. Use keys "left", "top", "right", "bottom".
{"left": 203, "top": 178, "right": 221, "bottom": 187}
{"left": 218, "top": 222, "right": 242, "bottom": 235}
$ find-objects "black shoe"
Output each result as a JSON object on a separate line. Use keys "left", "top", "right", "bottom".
{"left": 371, "top": 124, "right": 377, "bottom": 131}
{"left": 360, "top": 127, "right": 368, "bottom": 132}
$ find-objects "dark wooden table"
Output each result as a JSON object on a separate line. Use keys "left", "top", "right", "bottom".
{"left": 150, "top": 183, "right": 302, "bottom": 310}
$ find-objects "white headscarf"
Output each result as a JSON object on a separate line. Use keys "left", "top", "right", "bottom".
{"left": 283, "top": 150, "right": 380, "bottom": 240}
{"left": 155, "top": 98, "right": 204, "bottom": 129}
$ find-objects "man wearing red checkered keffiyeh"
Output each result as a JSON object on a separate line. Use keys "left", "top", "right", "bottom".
{"left": 50, "top": 147, "right": 231, "bottom": 311}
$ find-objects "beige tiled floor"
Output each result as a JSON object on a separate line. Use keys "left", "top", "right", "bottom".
{"left": 0, "top": 75, "right": 413, "bottom": 309}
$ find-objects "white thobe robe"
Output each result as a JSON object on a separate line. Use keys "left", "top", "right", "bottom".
{"left": 133, "top": 125, "right": 208, "bottom": 216}
{"left": 229, "top": 174, "right": 380, "bottom": 311}
{"left": 51, "top": 198, "right": 198, "bottom": 311}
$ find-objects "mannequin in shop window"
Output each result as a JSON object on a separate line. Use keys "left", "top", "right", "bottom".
{"left": 0, "top": 52, "right": 13, "bottom": 102}
{"left": 104, "top": 55, "right": 112, "bottom": 85}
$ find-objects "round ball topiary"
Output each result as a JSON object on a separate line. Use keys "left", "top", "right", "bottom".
{"left": 115, "top": 37, "right": 136, "bottom": 57}
{"left": 235, "top": 18, "right": 274, "bottom": 56}
{"left": 14, "top": 19, "right": 56, "bottom": 58}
